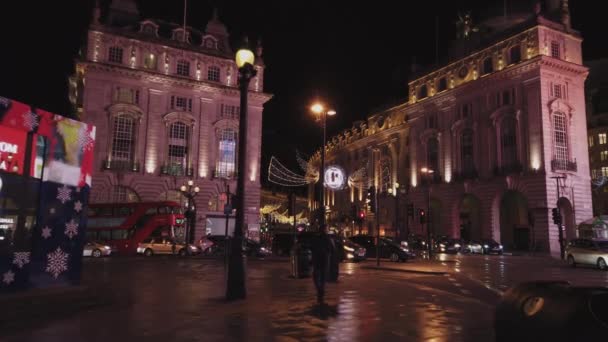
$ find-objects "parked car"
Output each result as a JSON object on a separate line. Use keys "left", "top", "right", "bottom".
{"left": 434, "top": 236, "right": 464, "bottom": 254}
{"left": 463, "top": 240, "right": 484, "bottom": 254}
{"left": 407, "top": 234, "right": 428, "bottom": 252}
{"left": 333, "top": 236, "right": 366, "bottom": 262}
{"left": 566, "top": 238, "right": 608, "bottom": 270}
{"left": 137, "top": 237, "right": 199, "bottom": 256}
{"left": 83, "top": 241, "right": 112, "bottom": 258}
{"left": 349, "top": 235, "right": 409, "bottom": 262}
{"left": 463, "top": 239, "right": 503, "bottom": 254}
{"left": 244, "top": 238, "right": 272, "bottom": 258}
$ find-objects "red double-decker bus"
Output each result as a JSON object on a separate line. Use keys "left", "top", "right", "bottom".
{"left": 85, "top": 201, "right": 186, "bottom": 255}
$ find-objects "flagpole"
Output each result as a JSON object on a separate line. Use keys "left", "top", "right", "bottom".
{"left": 183, "top": 0, "right": 187, "bottom": 41}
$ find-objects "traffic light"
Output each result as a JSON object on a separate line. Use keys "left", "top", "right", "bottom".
{"left": 359, "top": 210, "right": 366, "bottom": 221}
{"left": 419, "top": 208, "right": 426, "bottom": 224}
{"left": 407, "top": 204, "right": 414, "bottom": 218}
{"left": 552, "top": 207, "right": 562, "bottom": 225}
{"left": 367, "top": 186, "right": 376, "bottom": 213}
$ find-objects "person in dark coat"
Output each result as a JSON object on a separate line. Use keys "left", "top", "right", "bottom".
{"left": 311, "top": 224, "right": 334, "bottom": 304}
{"left": 327, "top": 234, "right": 340, "bottom": 282}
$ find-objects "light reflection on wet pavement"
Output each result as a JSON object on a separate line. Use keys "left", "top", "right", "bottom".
{"left": 5, "top": 257, "right": 496, "bottom": 342}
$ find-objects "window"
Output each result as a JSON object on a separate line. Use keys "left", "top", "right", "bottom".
{"left": 208, "top": 66, "right": 220, "bottom": 82}
{"left": 115, "top": 87, "right": 139, "bottom": 104}
{"left": 553, "top": 84, "right": 562, "bottom": 99}
{"left": 553, "top": 112, "right": 569, "bottom": 163}
{"left": 380, "top": 158, "right": 391, "bottom": 193}
{"left": 501, "top": 89, "right": 515, "bottom": 106}
{"left": 167, "top": 122, "right": 189, "bottom": 175}
{"left": 418, "top": 85, "right": 428, "bottom": 99}
{"left": 600, "top": 133, "right": 607, "bottom": 145}
{"left": 460, "top": 103, "right": 472, "bottom": 119}
{"left": 482, "top": 57, "right": 493, "bottom": 75}
{"left": 589, "top": 136, "right": 595, "bottom": 147}
{"left": 216, "top": 128, "right": 237, "bottom": 178}
{"left": 111, "top": 115, "right": 135, "bottom": 162}
{"left": 501, "top": 117, "right": 517, "bottom": 166}
{"left": 551, "top": 41, "right": 560, "bottom": 59}
{"left": 509, "top": 46, "right": 521, "bottom": 64}
{"left": 176, "top": 59, "right": 190, "bottom": 76}
{"left": 108, "top": 46, "right": 123, "bottom": 64}
{"left": 461, "top": 128, "right": 474, "bottom": 174}
{"left": 427, "top": 114, "right": 437, "bottom": 129}
{"left": 144, "top": 53, "right": 157, "bottom": 69}
{"left": 220, "top": 104, "right": 240, "bottom": 120}
{"left": 602, "top": 167, "right": 608, "bottom": 177}
{"left": 170, "top": 95, "right": 192, "bottom": 112}
{"left": 427, "top": 137, "right": 439, "bottom": 175}
{"left": 601, "top": 151, "right": 608, "bottom": 161}
{"left": 203, "top": 38, "right": 217, "bottom": 49}
{"left": 437, "top": 78, "right": 447, "bottom": 92}
{"left": 112, "top": 186, "right": 139, "bottom": 203}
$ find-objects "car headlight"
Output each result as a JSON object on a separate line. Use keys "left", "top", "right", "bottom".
{"left": 400, "top": 247, "right": 409, "bottom": 253}
{"left": 498, "top": 245, "right": 503, "bottom": 249}
{"left": 189, "top": 245, "right": 198, "bottom": 251}
{"left": 422, "top": 241, "right": 426, "bottom": 245}
{"left": 344, "top": 246, "right": 355, "bottom": 252}
{"left": 454, "top": 244, "right": 461, "bottom": 248}
{"left": 260, "top": 247, "right": 268, "bottom": 252}
{"left": 483, "top": 244, "right": 489, "bottom": 248}
{"left": 103, "top": 246, "right": 111, "bottom": 250}
{"left": 346, "top": 253, "right": 354, "bottom": 259}
{"left": 439, "top": 243, "right": 446, "bottom": 248}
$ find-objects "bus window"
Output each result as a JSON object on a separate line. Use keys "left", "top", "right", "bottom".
{"left": 158, "top": 206, "right": 170, "bottom": 214}
{"left": 171, "top": 206, "right": 184, "bottom": 215}
{"left": 99, "top": 230, "right": 111, "bottom": 241}
{"left": 99, "top": 207, "right": 113, "bottom": 216}
{"left": 87, "top": 207, "right": 98, "bottom": 217}
{"left": 117, "top": 206, "right": 131, "bottom": 216}
{"left": 111, "top": 230, "right": 128, "bottom": 240}
{"left": 145, "top": 207, "right": 157, "bottom": 215}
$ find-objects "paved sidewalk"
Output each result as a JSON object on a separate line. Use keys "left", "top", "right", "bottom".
{"left": 4, "top": 260, "right": 495, "bottom": 341}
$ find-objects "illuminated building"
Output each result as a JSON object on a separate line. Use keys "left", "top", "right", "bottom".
{"left": 71, "top": 0, "right": 271, "bottom": 241}
{"left": 309, "top": 1, "right": 592, "bottom": 255}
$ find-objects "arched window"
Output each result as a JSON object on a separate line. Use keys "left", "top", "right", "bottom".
{"left": 166, "top": 122, "right": 190, "bottom": 175}
{"left": 418, "top": 85, "right": 428, "bottom": 99}
{"left": 108, "top": 46, "right": 123, "bottom": 64}
{"left": 216, "top": 128, "right": 237, "bottom": 178}
{"left": 501, "top": 117, "right": 517, "bottom": 167}
{"left": 437, "top": 78, "right": 447, "bottom": 92}
{"left": 176, "top": 59, "right": 190, "bottom": 76}
{"left": 461, "top": 128, "right": 474, "bottom": 174}
{"left": 111, "top": 115, "right": 136, "bottom": 168}
{"left": 144, "top": 53, "right": 157, "bottom": 69}
{"left": 427, "top": 137, "right": 439, "bottom": 175}
{"left": 509, "top": 46, "right": 521, "bottom": 64}
{"left": 208, "top": 66, "right": 220, "bottom": 82}
{"left": 482, "top": 57, "right": 493, "bottom": 75}
{"left": 553, "top": 111, "right": 569, "bottom": 166}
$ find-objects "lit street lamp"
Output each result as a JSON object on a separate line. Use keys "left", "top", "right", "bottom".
{"left": 420, "top": 167, "right": 434, "bottom": 258}
{"left": 310, "top": 102, "right": 336, "bottom": 226}
{"left": 178, "top": 179, "right": 200, "bottom": 244}
{"left": 226, "top": 37, "right": 257, "bottom": 300}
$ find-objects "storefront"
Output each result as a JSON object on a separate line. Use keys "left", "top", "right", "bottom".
{"left": 0, "top": 96, "right": 95, "bottom": 293}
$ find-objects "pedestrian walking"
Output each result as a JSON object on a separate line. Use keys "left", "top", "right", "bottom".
{"left": 327, "top": 234, "right": 340, "bottom": 282}
{"left": 311, "top": 224, "right": 334, "bottom": 305}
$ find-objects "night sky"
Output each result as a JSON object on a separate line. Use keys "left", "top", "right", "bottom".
{"left": 0, "top": 1, "right": 603, "bottom": 189}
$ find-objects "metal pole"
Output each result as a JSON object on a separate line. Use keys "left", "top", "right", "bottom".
{"left": 320, "top": 111, "right": 326, "bottom": 227}
{"left": 226, "top": 60, "right": 256, "bottom": 300}
{"left": 375, "top": 187, "right": 380, "bottom": 266}
{"left": 427, "top": 175, "right": 433, "bottom": 259}
{"left": 225, "top": 183, "right": 230, "bottom": 265}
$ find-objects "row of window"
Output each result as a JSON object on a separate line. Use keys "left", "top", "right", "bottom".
{"left": 109, "top": 115, "right": 237, "bottom": 178}
{"left": 589, "top": 133, "right": 607, "bottom": 147}
{"left": 107, "top": 46, "right": 222, "bottom": 82}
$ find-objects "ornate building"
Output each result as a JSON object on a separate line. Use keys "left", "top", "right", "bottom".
{"left": 308, "top": 1, "right": 592, "bottom": 256}
{"left": 71, "top": 1, "right": 272, "bottom": 241}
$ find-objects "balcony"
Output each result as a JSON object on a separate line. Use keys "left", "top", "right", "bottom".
{"left": 103, "top": 160, "right": 140, "bottom": 172}
{"left": 452, "top": 169, "right": 479, "bottom": 182}
{"left": 213, "top": 170, "right": 237, "bottom": 179}
{"left": 551, "top": 159, "right": 577, "bottom": 172}
{"left": 493, "top": 162, "right": 523, "bottom": 176}
{"left": 161, "top": 164, "right": 194, "bottom": 177}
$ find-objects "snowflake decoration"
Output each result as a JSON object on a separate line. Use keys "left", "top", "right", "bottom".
{"left": 46, "top": 247, "right": 69, "bottom": 279}
{"left": 74, "top": 201, "right": 83, "bottom": 213}
{"left": 57, "top": 185, "right": 72, "bottom": 204}
{"left": 0, "top": 96, "right": 9, "bottom": 107}
{"left": 49, "top": 207, "right": 56, "bottom": 215}
{"left": 22, "top": 110, "right": 38, "bottom": 131}
{"left": 2, "top": 270, "right": 14, "bottom": 285}
{"left": 41, "top": 226, "right": 52, "bottom": 239}
{"left": 12, "top": 252, "right": 31, "bottom": 269}
{"left": 64, "top": 219, "right": 79, "bottom": 239}
{"left": 77, "top": 127, "right": 95, "bottom": 152}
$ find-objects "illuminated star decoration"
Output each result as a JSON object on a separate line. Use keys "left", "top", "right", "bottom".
{"left": 64, "top": 219, "right": 79, "bottom": 239}
{"left": 2, "top": 270, "right": 15, "bottom": 285}
{"left": 46, "top": 247, "right": 69, "bottom": 279}
{"left": 49, "top": 207, "right": 56, "bottom": 215}
{"left": 41, "top": 226, "right": 52, "bottom": 239}
{"left": 74, "top": 201, "right": 83, "bottom": 213}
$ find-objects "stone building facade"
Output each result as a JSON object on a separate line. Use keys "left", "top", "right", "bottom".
{"left": 308, "top": 2, "right": 592, "bottom": 256}
{"left": 71, "top": 1, "right": 271, "bottom": 241}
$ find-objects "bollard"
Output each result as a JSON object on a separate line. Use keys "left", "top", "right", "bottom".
{"left": 495, "top": 281, "right": 608, "bottom": 342}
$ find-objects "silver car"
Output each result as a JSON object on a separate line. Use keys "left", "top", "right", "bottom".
{"left": 566, "top": 238, "right": 608, "bottom": 270}
{"left": 83, "top": 241, "right": 112, "bottom": 258}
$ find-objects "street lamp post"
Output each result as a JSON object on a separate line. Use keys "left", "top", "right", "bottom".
{"left": 179, "top": 179, "right": 200, "bottom": 244}
{"left": 421, "top": 168, "right": 434, "bottom": 258}
{"left": 310, "top": 102, "right": 336, "bottom": 227}
{"left": 226, "top": 38, "right": 257, "bottom": 300}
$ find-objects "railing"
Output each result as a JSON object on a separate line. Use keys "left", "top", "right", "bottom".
{"left": 493, "top": 162, "right": 523, "bottom": 176}
{"left": 161, "top": 164, "right": 194, "bottom": 177}
{"left": 103, "top": 160, "right": 140, "bottom": 172}
{"left": 452, "top": 169, "right": 479, "bottom": 182}
{"left": 551, "top": 159, "right": 577, "bottom": 172}
{"left": 213, "top": 170, "right": 237, "bottom": 179}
